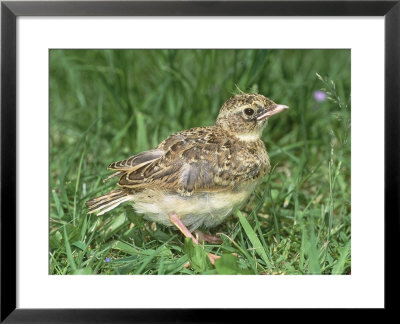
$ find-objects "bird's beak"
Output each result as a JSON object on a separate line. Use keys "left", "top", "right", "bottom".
{"left": 257, "top": 104, "right": 289, "bottom": 121}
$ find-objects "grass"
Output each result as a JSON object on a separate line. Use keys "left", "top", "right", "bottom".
{"left": 49, "top": 49, "right": 351, "bottom": 275}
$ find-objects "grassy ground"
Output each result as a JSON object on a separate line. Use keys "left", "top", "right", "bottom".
{"left": 49, "top": 49, "right": 351, "bottom": 275}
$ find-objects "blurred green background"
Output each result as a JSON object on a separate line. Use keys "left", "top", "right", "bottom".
{"left": 50, "top": 49, "right": 351, "bottom": 275}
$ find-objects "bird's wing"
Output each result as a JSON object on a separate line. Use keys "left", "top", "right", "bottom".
{"left": 117, "top": 127, "right": 266, "bottom": 195}
{"left": 108, "top": 149, "right": 165, "bottom": 170}
{"left": 103, "top": 149, "right": 164, "bottom": 182}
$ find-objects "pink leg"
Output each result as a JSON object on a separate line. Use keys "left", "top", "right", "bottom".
{"left": 168, "top": 212, "right": 199, "bottom": 244}
{"left": 168, "top": 212, "right": 221, "bottom": 265}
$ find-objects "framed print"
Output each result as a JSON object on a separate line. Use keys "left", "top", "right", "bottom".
{"left": 1, "top": 0, "right": 398, "bottom": 321}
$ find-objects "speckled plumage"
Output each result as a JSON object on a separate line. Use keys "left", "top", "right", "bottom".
{"left": 86, "top": 93, "right": 288, "bottom": 230}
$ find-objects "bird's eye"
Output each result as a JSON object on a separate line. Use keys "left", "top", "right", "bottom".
{"left": 244, "top": 108, "right": 255, "bottom": 116}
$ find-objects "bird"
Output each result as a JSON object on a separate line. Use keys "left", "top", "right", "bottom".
{"left": 86, "top": 93, "right": 288, "bottom": 262}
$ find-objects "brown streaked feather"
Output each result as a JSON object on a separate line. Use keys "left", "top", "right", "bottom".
{"left": 86, "top": 189, "right": 129, "bottom": 215}
{"left": 111, "top": 126, "right": 269, "bottom": 194}
{"left": 108, "top": 149, "right": 164, "bottom": 170}
{"left": 103, "top": 171, "right": 124, "bottom": 182}
{"left": 86, "top": 189, "right": 124, "bottom": 206}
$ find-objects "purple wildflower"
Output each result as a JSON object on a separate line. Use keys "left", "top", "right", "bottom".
{"left": 313, "top": 90, "right": 327, "bottom": 103}
{"left": 105, "top": 257, "right": 111, "bottom": 263}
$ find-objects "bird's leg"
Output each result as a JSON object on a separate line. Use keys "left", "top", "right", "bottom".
{"left": 194, "top": 230, "right": 223, "bottom": 244}
{"left": 168, "top": 212, "right": 221, "bottom": 265}
{"left": 168, "top": 212, "right": 199, "bottom": 244}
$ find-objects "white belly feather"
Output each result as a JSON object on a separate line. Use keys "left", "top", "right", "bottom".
{"left": 128, "top": 182, "right": 257, "bottom": 230}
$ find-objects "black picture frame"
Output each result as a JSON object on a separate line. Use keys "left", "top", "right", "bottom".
{"left": 1, "top": 0, "right": 398, "bottom": 321}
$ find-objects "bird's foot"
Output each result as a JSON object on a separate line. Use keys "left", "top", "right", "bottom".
{"left": 207, "top": 252, "right": 221, "bottom": 265}
{"left": 168, "top": 212, "right": 221, "bottom": 266}
{"left": 194, "top": 230, "right": 223, "bottom": 244}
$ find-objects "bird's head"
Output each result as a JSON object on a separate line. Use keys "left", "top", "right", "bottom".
{"left": 215, "top": 93, "right": 288, "bottom": 141}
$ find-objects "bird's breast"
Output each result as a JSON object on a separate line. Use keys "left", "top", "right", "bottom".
{"left": 131, "top": 182, "right": 257, "bottom": 229}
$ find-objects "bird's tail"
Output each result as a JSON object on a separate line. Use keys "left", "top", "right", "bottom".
{"left": 86, "top": 189, "right": 130, "bottom": 215}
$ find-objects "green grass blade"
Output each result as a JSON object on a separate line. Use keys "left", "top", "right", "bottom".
{"left": 332, "top": 242, "right": 351, "bottom": 274}
{"left": 63, "top": 225, "right": 77, "bottom": 271}
{"left": 236, "top": 209, "right": 272, "bottom": 269}
{"left": 73, "top": 150, "right": 85, "bottom": 226}
{"left": 51, "top": 189, "right": 64, "bottom": 219}
{"left": 136, "top": 112, "right": 149, "bottom": 152}
{"left": 134, "top": 235, "right": 176, "bottom": 274}
{"left": 304, "top": 219, "right": 321, "bottom": 274}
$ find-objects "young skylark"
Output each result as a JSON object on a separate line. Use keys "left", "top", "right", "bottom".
{"left": 86, "top": 93, "right": 288, "bottom": 253}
